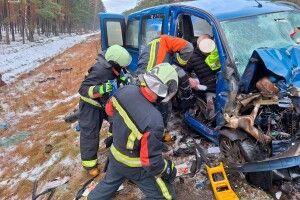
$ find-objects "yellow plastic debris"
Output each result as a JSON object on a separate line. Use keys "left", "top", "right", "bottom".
{"left": 206, "top": 162, "right": 239, "bottom": 200}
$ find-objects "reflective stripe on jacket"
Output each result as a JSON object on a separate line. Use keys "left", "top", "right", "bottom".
{"left": 106, "top": 85, "right": 166, "bottom": 176}
{"left": 78, "top": 55, "right": 115, "bottom": 107}
{"left": 137, "top": 35, "right": 194, "bottom": 74}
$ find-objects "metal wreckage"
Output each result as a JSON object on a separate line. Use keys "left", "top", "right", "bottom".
{"left": 184, "top": 45, "right": 300, "bottom": 190}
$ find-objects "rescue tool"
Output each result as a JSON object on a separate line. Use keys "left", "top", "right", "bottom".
{"left": 206, "top": 163, "right": 239, "bottom": 200}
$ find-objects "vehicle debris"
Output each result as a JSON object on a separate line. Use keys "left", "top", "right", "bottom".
{"left": 0, "top": 121, "right": 9, "bottom": 131}
{"left": 176, "top": 163, "right": 191, "bottom": 176}
{"left": 32, "top": 177, "right": 69, "bottom": 200}
{"left": 36, "top": 77, "right": 56, "bottom": 83}
{"left": 54, "top": 68, "right": 73, "bottom": 73}
{"left": 275, "top": 191, "right": 282, "bottom": 200}
{"left": 44, "top": 144, "right": 54, "bottom": 154}
{"left": 224, "top": 95, "right": 279, "bottom": 143}
{"left": 206, "top": 147, "right": 221, "bottom": 155}
{"left": 64, "top": 108, "right": 79, "bottom": 123}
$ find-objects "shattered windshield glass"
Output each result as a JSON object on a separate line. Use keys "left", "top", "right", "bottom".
{"left": 221, "top": 11, "right": 300, "bottom": 75}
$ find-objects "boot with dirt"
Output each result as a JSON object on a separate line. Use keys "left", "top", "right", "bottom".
{"left": 87, "top": 166, "right": 100, "bottom": 177}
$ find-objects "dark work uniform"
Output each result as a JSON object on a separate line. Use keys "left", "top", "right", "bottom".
{"left": 186, "top": 47, "right": 219, "bottom": 92}
{"left": 88, "top": 85, "right": 175, "bottom": 200}
{"left": 78, "top": 55, "right": 115, "bottom": 169}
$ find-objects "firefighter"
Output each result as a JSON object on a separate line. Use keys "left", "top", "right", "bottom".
{"left": 137, "top": 34, "right": 194, "bottom": 73}
{"left": 137, "top": 35, "right": 194, "bottom": 129}
{"left": 88, "top": 63, "right": 179, "bottom": 200}
{"left": 78, "top": 44, "right": 132, "bottom": 176}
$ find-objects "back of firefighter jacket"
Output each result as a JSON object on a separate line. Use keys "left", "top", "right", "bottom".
{"left": 108, "top": 85, "right": 166, "bottom": 176}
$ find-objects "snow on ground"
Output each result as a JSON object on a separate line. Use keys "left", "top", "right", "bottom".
{"left": 20, "top": 152, "right": 61, "bottom": 181}
{"left": 0, "top": 32, "right": 98, "bottom": 83}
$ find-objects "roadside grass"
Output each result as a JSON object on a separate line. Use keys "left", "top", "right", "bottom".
{"left": 0, "top": 35, "right": 101, "bottom": 199}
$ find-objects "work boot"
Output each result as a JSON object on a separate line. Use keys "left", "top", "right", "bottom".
{"left": 162, "top": 130, "right": 173, "bottom": 142}
{"left": 87, "top": 167, "right": 100, "bottom": 177}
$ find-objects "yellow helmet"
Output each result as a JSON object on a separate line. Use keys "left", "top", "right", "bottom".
{"left": 105, "top": 45, "right": 132, "bottom": 67}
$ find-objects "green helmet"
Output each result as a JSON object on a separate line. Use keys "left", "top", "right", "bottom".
{"left": 142, "top": 63, "right": 178, "bottom": 103}
{"left": 105, "top": 45, "right": 132, "bottom": 67}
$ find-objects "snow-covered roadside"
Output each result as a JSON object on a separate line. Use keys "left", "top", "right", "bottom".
{"left": 0, "top": 32, "right": 98, "bottom": 83}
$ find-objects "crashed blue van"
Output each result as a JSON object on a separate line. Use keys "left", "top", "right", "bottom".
{"left": 100, "top": 0, "right": 300, "bottom": 190}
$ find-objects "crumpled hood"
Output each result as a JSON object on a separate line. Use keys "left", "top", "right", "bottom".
{"left": 240, "top": 45, "right": 300, "bottom": 93}
{"left": 255, "top": 46, "right": 300, "bottom": 88}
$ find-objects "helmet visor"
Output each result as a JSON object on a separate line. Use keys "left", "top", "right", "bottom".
{"left": 143, "top": 73, "right": 168, "bottom": 97}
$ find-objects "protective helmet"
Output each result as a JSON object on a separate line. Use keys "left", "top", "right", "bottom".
{"left": 198, "top": 38, "right": 216, "bottom": 54}
{"left": 140, "top": 63, "right": 179, "bottom": 103}
{"left": 105, "top": 45, "right": 132, "bottom": 67}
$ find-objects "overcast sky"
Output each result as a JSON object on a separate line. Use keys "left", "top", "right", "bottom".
{"left": 102, "top": 0, "right": 138, "bottom": 13}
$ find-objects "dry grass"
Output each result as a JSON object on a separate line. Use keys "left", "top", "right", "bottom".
{"left": 0, "top": 34, "right": 102, "bottom": 199}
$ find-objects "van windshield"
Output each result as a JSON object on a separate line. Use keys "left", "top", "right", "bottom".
{"left": 221, "top": 11, "right": 300, "bottom": 75}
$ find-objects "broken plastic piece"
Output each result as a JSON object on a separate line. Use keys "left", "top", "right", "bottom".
{"left": 0, "top": 121, "right": 9, "bottom": 130}
{"left": 207, "top": 147, "right": 221, "bottom": 154}
{"left": 206, "top": 163, "right": 239, "bottom": 200}
{"left": 176, "top": 163, "right": 191, "bottom": 176}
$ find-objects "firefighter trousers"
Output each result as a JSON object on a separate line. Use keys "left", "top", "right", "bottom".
{"left": 79, "top": 100, "right": 104, "bottom": 169}
{"left": 88, "top": 156, "right": 176, "bottom": 200}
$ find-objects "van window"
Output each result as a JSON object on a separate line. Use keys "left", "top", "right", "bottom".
{"left": 126, "top": 20, "right": 139, "bottom": 49}
{"left": 141, "top": 14, "right": 164, "bottom": 45}
{"left": 106, "top": 21, "right": 123, "bottom": 46}
{"left": 191, "top": 16, "right": 212, "bottom": 37}
{"left": 176, "top": 14, "right": 212, "bottom": 43}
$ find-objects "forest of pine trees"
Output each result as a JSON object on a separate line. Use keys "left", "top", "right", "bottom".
{"left": 0, "top": 0, "right": 106, "bottom": 44}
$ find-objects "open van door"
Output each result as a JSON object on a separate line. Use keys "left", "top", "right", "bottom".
{"left": 99, "top": 13, "right": 126, "bottom": 51}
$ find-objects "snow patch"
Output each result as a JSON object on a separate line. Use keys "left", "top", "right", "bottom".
{"left": 45, "top": 93, "right": 79, "bottom": 109}
{"left": 16, "top": 157, "right": 29, "bottom": 165}
{"left": 0, "top": 33, "right": 98, "bottom": 83}
{"left": 17, "top": 106, "right": 41, "bottom": 117}
{"left": 20, "top": 152, "right": 61, "bottom": 181}
{"left": 60, "top": 156, "right": 77, "bottom": 167}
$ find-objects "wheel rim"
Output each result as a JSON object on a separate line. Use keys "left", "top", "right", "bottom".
{"left": 220, "top": 137, "right": 245, "bottom": 164}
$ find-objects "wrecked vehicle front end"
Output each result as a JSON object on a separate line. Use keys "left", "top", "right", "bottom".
{"left": 184, "top": 10, "right": 300, "bottom": 190}
{"left": 222, "top": 46, "right": 300, "bottom": 190}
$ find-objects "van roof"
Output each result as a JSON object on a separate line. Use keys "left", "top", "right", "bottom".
{"left": 132, "top": 0, "right": 298, "bottom": 21}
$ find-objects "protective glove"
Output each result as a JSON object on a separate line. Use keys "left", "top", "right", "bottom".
{"left": 161, "top": 160, "right": 177, "bottom": 183}
{"left": 119, "top": 73, "right": 134, "bottom": 85}
{"left": 99, "top": 81, "right": 113, "bottom": 95}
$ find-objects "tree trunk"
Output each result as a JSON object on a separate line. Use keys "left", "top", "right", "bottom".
{"left": 4, "top": 0, "right": 10, "bottom": 44}
{"left": 10, "top": 22, "right": 15, "bottom": 41}
{"left": 0, "top": 24, "right": 2, "bottom": 41}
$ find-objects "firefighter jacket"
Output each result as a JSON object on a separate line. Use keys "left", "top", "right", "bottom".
{"left": 137, "top": 35, "right": 194, "bottom": 74}
{"left": 186, "top": 47, "right": 220, "bottom": 92}
{"left": 105, "top": 85, "right": 167, "bottom": 176}
{"left": 79, "top": 55, "right": 116, "bottom": 108}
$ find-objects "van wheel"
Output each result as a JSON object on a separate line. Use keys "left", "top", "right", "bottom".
{"left": 220, "top": 134, "right": 273, "bottom": 191}
{"left": 219, "top": 135, "right": 245, "bottom": 164}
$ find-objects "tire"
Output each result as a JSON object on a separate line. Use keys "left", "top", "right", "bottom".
{"left": 220, "top": 133, "right": 273, "bottom": 191}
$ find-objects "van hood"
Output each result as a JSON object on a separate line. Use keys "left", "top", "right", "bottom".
{"left": 240, "top": 45, "right": 300, "bottom": 93}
